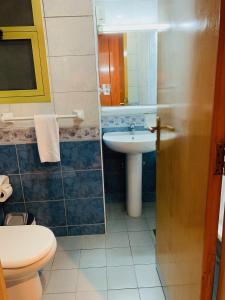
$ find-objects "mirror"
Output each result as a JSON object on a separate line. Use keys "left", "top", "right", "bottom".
{"left": 95, "top": 0, "right": 158, "bottom": 107}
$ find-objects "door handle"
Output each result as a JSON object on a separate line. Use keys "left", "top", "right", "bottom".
{"left": 149, "top": 124, "right": 175, "bottom": 133}
{"left": 148, "top": 116, "right": 175, "bottom": 152}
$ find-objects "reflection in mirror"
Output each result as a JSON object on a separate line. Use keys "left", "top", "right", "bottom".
{"left": 95, "top": 0, "right": 158, "bottom": 107}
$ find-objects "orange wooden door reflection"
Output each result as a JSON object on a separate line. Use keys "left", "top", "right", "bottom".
{"left": 98, "top": 34, "right": 112, "bottom": 106}
{"left": 98, "top": 34, "right": 125, "bottom": 106}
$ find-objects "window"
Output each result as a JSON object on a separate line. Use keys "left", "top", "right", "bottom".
{"left": 0, "top": 0, "right": 50, "bottom": 103}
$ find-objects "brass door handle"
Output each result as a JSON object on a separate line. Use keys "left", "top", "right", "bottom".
{"left": 149, "top": 124, "right": 175, "bottom": 133}
{"left": 148, "top": 117, "right": 175, "bottom": 152}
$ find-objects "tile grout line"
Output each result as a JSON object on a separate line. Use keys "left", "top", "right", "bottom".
{"left": 44, "top": 204, "right": 158, "bottom": 297}
{"left": 12, "top": 168, "right": 102, "bottom": 176}
{"left": 127, "top": 222, "right": 142, "bottom": 300}
{"left": 45, "top": 15, "right": 93, "bottom": 19}
{"left": 10, "top": 198, "right": 105, "bottom": 204}
{"left": 48, "top": 53, "right": 96, "bottom": 58}
{"left": 60, "top": 160, "right": 69, "bottom": 236}
{"left": 74, "top": 249, "right": 81, "bottom": 294}
{"left": 14, "top": 144, "right": 27, "bottom": 214}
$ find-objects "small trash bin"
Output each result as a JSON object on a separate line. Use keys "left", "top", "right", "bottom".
{"left": 3, "top": 213, "right": 36, "bottom": 226}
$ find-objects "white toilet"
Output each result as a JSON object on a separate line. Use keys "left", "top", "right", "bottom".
{"left": 0, "top": 225, "right": 57, "bottom": 300}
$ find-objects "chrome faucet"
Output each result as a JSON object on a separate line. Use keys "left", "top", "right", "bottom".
{"left": 129, "top": 123, "right": 136, "bottom": 134}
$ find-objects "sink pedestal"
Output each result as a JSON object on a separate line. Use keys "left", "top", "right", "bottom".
{"left": 103, "top": 131, "right": 156, "bottom": 218}
{"left": 126, "top": 154, "right": 142, "bottom": 217}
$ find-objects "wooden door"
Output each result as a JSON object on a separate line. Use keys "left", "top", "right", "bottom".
{"left": 0, "top": 262, "right": 7, "bottom": 300}
{"left": 213, "top": 2, "right": 225, "bottom": 299}
{"left": 98, "top": 34, "right": 125, "bottom": 106}
{"left": 156, "top": 0, "right": 224, "bottom": 299}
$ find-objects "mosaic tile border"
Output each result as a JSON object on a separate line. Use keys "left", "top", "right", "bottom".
{"left": 101, "top": 114, "right": 145, "bottom": 128}
{"left": 0, "top": 126, "right": 100, "bottom": 144}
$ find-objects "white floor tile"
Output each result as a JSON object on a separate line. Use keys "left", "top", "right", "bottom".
{"left": 106, "top": 248, "right": 133, "bottom": 266}
{"left": 135, "top": 265, "right": 161, "bottom": 288}
{"left": 81, "top": 235, "right": 106, "bottom": 249}
{"left": 131, "top": 246, "right": 156, "bottom": 265}
{"left": 108, "top": 203, "right": 126, "bottom": 211}
{"left": 52, "top": 250, "right": 80, "bottom": 270}
{"left": 46, "top": 269, "right": 78, "bottom": 293}
{"left": 143, "top": 202, "right": 156, "bottom": 211}
{"left": 108, "top": 289, "right": 140, "bottom": 300}
{"left": 80, "top": 249, "right": 106, "bottom": 268}
{"left": 107, "top": 266, "right": 137, "bottom": 289}
{"left": 150, "top": 231, "right": 156, "bottom": 244}
{"left": 108, "top": 204, "right": 127, "bottom": 220}
{"left": 57, "top": 236, "right": 83, "bottom": 251}
{"left": 107, "top": 220, "right": 127, "bottom": 233}
{"left": 77, "top": 268, "right": 107, "bottom": 291}
{"left": 139, "top": 287, "right": 165, "bottom": 300}
{"left": 44, "top": 214, "right": 161, "bottom": 297}
{"left": 76, "top": 291, "right": 107, "bottom": 300}
{"left": 106, "top": 232, "right": 129, "bottom": 248}
{"left": 146, "top": 217, "right": 156, "bottom": 230}
{"left": 124, "top": 214, "right": 145, "bottom": 220}
{"left": 126, "top": 219, "right": 149, "bottom": 232}
{"left": 106, "top": 204, "right": 111, "bottom": 215}
{"left": 128, "top": 231, "right": 154, "bottom": 247}
{"left": 43, "top": 293, "right": 76, "bottom": 300}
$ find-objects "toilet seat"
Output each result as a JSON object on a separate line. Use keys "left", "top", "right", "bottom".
{"left": 0, "top": 225, "right": 55, "bottom": 269}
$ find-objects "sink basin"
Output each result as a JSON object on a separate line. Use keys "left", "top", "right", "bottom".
{"left": 103, "top": 131, "right": 156, "bottom": 154}
{"left": 103, "top": 130, "right": 156, "bottom": 218}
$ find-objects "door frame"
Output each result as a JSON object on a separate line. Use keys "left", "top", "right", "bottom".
{"left": 201, "top": 0, "right": 225, "bottom": 299}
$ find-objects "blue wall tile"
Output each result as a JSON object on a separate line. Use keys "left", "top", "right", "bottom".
{"left": 68, "top": 224, "right": 105, "bottom": 236}
{"left": 104, "top": 171, "right": 125, "bottom": 194}
{"left": 143, "top": 151, "right": 156, "bottom": 171}
{"left": 0, "top": 145, "right": 19, "bottom": 174}
{"left": 105, "top": 193, "right": 125, "bottom": 203}
{"left": 8, "top": 175, "right": 23, "bottom": 203}
{"left": 142, "top": 170, "right": 156, "bottom": 193}
{"left": 61, "top": 141, "right": 101, "bottom": 171}
{"left": 66, "top": 198, "right": 104, "bottom": 225}
{"left": 50, "top": 226, "right": 68, "bottom": 237}
{"left": 17, "top": 144, "right": 60, "bottom": 173}
{"left": 63, "top": 170, "right": 103, "bottom": 199}
{"left": 22, "top": 172, "right": 63, "bottom": 201}
{"left": 26, "top": 201, "right": 66, "bottom": 227}
{"left": 0, "top": 206, "right": 4, "bottom": 225}
{"left": 143, "top": 192, "right": 156, "bottom": 202}
{"left": 0, "top": 139, "right": 105, "bottom": 236}
{"left": 104, "top": 158, "right": 125, "bottom": 173}
{"left": 3, "top": 202, "right": 26, "bottom": 215}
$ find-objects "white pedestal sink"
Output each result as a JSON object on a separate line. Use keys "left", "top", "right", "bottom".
{"left": 103, "top": 131, "right": 156, "bottom": 217}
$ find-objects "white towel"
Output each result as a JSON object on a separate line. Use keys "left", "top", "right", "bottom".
{"left": 34, "top": 114, "right": 61, "bottom": 163}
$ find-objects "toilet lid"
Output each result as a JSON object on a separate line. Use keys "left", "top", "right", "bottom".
{"left": 0, "top": 225, "right": 56, "bottom": 269}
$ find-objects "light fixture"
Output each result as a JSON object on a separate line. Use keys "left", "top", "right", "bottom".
{"left": 98, "top": 23, "right": 170, "bottom": 33}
